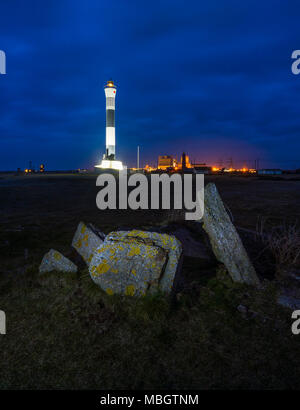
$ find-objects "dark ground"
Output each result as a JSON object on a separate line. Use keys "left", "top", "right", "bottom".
{"left": 0, "top": 173, "right": 299, "bottom": 389}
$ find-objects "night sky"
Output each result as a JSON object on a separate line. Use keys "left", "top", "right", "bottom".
{"left": 1, "top": 0, "right": 300, "bottom": 170}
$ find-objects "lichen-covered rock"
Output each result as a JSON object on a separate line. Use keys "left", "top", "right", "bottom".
{"left": 39, "top": 249, "right": 77, "bottom": 273}
{"left": 72, "top": 222, "right": 105, "bottom": 265}
{"left": 108, "top": 230, "right": 182, "bottom": 292}
{"left": 89, "top": 230, "right": 182, "bottom": 296}
{"left": 89, "top": 238, "right": 167, "bottom": 296}
{"left": 202, "top": 183, "right": 260, "bottom": 286}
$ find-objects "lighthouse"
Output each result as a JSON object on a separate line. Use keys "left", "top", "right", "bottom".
{"left": 95, "top": 80, "right": 123, "bottom": 170}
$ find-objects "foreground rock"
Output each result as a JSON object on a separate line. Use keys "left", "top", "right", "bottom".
{"left": 202, "top": 183, "right": 260, "bottom": 286}
{"left": 89, "top": 230, "right": 182, "bottom": 296}
{"left": 72, "top": 222, "right": 105, "bottom": 265}
{"left": 171, "top": 226, "right": 214, "bottom": 261}
{"left": 39, "top": 249, "right": 77, "bottom": 273}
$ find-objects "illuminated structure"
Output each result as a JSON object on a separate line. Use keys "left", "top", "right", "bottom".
{"left": 95, "top": 80, "right": 123, "bottom": 170}
{"left": 158, "top": 155, "right": 177, "bottom": 170}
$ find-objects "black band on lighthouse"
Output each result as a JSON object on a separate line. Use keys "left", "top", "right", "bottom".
{"left": 106, "top": 109, "right": 115, "bottom": 127}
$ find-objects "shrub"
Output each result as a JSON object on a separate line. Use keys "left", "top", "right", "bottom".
{"left": 256, "top": 218, "right": 300, "bottom": 278}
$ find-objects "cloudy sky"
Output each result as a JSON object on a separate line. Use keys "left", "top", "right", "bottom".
{"left": 1, "top": 0, "right": 300, "bottom": 170}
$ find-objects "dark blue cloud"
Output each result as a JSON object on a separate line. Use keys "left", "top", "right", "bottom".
{"left": 1, "top": 0, "right": 300, "bottom": 170}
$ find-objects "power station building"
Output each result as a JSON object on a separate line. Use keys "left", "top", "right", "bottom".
{"left": 158, "top": 155, "right": 177, "bottom": 170}
{"left": 95, "top": 80, "right": 124, "bottom": 170}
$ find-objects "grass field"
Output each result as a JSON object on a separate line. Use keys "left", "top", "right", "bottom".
{"left": 0, "top": 173, "right": 299, "bottom": 389}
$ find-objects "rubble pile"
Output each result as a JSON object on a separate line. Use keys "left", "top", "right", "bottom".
{"left": 39, "top": 183, "right": 260, "bottom": 296}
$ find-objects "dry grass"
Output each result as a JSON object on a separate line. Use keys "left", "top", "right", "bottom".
{"left": 1, "top": 174, "right": 300, "bottom": 389}
{"left": 1, "top": 264, "right": 299, "bottom": 389}
{"left": 256, "top": 218, "right": 300, "bottom": 278}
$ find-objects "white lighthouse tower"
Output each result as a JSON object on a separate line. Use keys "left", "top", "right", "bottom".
{"left": 95, "top": 79, "right": 123, "bottom": 170}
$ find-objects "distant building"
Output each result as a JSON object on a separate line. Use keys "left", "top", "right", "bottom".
{"left": 180, "top": 152, "right": 193, "bottom": 169}
{"left": 257, "top": 169, "right": 282, "bottom": 175}
{"left": 157, "top": 153, "right": 202, "bottom": 172}
{"left": 158, "top": 155, "right": 177, "bottom": 170}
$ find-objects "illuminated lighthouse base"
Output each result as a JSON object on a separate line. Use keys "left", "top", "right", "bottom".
{"left": 95, "top": 159, "right": 124, "bottom": 171}
{"left": 95, "top": 79, "right": 124, "bottom": 171}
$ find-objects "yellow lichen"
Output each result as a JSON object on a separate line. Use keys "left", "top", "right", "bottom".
{"left": 128, "top": 245, "right": 141, "bottom": 257}
{"left": 83, "top": 234, "right": 89, "bottom": 246}
{"left": 125, "top": 284, "right": 135, "bottom": 296}
{"left": 96, "top": 262, "right": 110, "bottom": 275}
{"left": 54, "top": 252, "right": 62, "bottom": 261}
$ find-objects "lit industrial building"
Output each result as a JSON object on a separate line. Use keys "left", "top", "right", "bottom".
{"left": 154, "top": 152, "right": 260, "bottom": 175}
{"left": 157, "top": 155, "right": 177, "bottom": 170}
